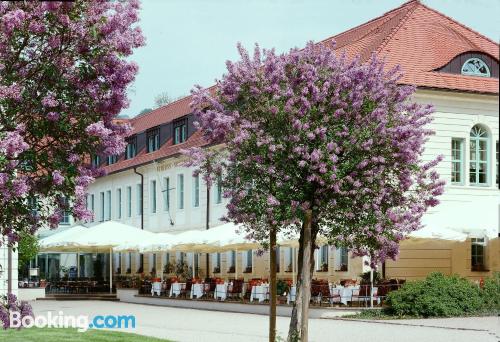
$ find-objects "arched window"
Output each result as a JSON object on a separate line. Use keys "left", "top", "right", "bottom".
{"left": 469, "top": 125, "right": 489, "bottom": 185}
{"left": 461, "top": 58, "right": 491, "bottom": 77}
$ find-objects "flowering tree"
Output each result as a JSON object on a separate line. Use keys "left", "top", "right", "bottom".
{"left": 0, "top": 1, "right": 144, "bottom": 245}
{"left": 0, "top": 293, "right": 33, "bottom": 329}
{"left": 188, "top": 42, "right": 445, "bottom": 341}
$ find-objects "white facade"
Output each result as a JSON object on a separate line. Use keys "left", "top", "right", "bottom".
{"left": 415, "top": 90, "right": 499, "bottom": 239}
{"left": 0, "top": 242, "right": 18, "bottom": 297}
{"left": 86, "top": 161, "right": 228, "bottom": 233}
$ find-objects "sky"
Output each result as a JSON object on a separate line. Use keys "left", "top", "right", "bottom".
{"left": 121, "top": 0, "right": 500, "bottom": 117}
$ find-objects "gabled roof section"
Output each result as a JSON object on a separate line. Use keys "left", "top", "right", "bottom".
{"left": 129, "top": 95, "right": 193, "bottom": 134}
{"left": 321, "top": 0, "right": 499, "bottom": 94}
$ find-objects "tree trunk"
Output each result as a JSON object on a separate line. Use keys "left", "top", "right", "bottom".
{"left": 269, "top": 226, "right": 277, "bottom": 342}
{"left": 287, "top": 210, "right": 316, "bottom": 342}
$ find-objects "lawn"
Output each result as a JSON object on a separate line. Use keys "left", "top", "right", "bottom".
{"left": 0, "top": 328, "right": 171, "bottom": 342}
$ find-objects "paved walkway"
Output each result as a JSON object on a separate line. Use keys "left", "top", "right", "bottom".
{"left": 30, "top": 300, "right": 499, "bottom": 342}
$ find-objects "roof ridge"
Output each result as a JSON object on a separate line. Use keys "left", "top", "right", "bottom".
{"left": 419, "top": 1, "right": 499, "bottom": 49}
{"left": 316, "top": 0, "right": 420, "bottom": 47}
{"left": 375, "top": 0, "right": 420, "bottom": 55}
{"left": 131, "top": 94, "right": 192, "bottom": 122}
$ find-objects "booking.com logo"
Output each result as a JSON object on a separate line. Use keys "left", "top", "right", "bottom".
{"left": 10, "top": 311, "right": 136, "bottom": 332}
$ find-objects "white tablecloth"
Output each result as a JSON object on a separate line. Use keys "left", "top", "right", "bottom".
{"left": 190, "top": 283, "right": 207, "bottom": 299}
{"left": 151, "top": 282, "right": 161, "bottom": 296}
{"left": 335, "top": 285, "right": 359, "bottom": 305}
{"left": 215, "top": 283, "right": 228, "bottom": 301}
{"left": 250, "top": 284, "right": 269, "bottom": 303}
{"left": 169, "top": 282, "right": 185, "bottom": 297}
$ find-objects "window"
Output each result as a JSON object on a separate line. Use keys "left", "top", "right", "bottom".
{"left": 114, "top": 253, "right": 121, "bottom": 273}
{"left": 126, "top": 186, "right": 132, "bottom": 218}
{"left": 107, "top": 155, "right": 117, "bottom": 165}
{"left": 137, "top": 253, "right": 144, "bottom": 273}
{"left": 125, "top": 136, "right": 137, "bottom": 159}
{"left": 244, "top": 250, "right": 253, "bottom": 272}
{"left": 163, "top": 252, "right": 170, "bottom": 272}
{"left": 60, "top": 197, "right": 70, "bottom": 225}
{"left": 451, "top": 138, "right": 464, "bottom": 184}
{"left": 461, "top": 58, "right": 491, "bottom": 77}
{"left": 193, "top": 175, "right": 200, "bottom": 207}
{"left": 496, "top": 141, "right": 499, "bottom": 186}
{"left": 136, "top": 184, "right": 143, "bottom": 215}
{"left": 212, "top": 253, "right": 221, "bottom": 272}
{"left": 275, "top": 247, "right": 280, "bottom": 273}
{"left": 92, "top": 155, "right": 100, "bottom": 168}
{"left": 335, "top": 247, "right": 349, "bottom": 271}
{"left": 149, "top": 253, "right": 156, "bottom": 273}
{"left": 471, "top": 238, "right": 486, "bottom": 271}
{"left": 215, "top": 175, "right": 222, "bottom": 204}
{"left": 117, "top": 188, "right": 122, "bottom": 219}
{"left": 105, "top": 190, "right": 111, "bottom": 220}
{"left": 146, "top": 127, "right": 160, "bottom": 153}
{"left": 284, "top": 247, "right": 293, "bottom": 272}
{"left": 227, "top": 250, "right": 236, "bottom": 272}
{"left": 177, "top": 174, "right": 184, "bottom": 209}
{"left": 176, "top": 251, "right": 185, "bottom": 264}
{"left": 163, "top": 177, "right": 170, "bottom": 211}
{"left": 150, "top": 180, "right": 157, "bottom": 213}
{"left": 470, "top": 125, "right": 489, "bottom": 185}
{"left": 126, "top": 253, "right": 131, "bottom": 273}
{"left": 90, "top": 194, "right": 95, "bottom": 222}
{"left": 99, "top": 192, "right": 105, "bottom": 221}
{"left": 173, "top": 119, "right": 187, "bottom": 144}
{"left": 28, "top": 197, "right": 37, "bottom": 217}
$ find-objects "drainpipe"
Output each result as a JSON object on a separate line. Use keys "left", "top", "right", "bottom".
{"left": 133, "top": 167, "right": 144, "bottom": 230}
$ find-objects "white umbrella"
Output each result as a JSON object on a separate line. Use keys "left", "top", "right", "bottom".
{"left": 40, "top": 221, "right": 157, "bottom": 293}
{"left": 409, "top": 226, "right": 468, "bottom": 241}
{"left": 39, "top": 225, "right": 88, "bottom": 251}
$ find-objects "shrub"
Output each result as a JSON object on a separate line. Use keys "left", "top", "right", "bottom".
{"left": 481, "top": 272, "right": 500, "bottom": 312}
{"left": 385, "top": 272, "right": 484, "bottom": 317}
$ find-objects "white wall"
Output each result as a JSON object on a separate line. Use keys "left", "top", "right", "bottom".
{"left": 415, "top": 90, "right": 499, "bottom": 238}
{"left": 86, "top": 160, "right": 228, "bottom": 233}
{"left": 0, "top": 240, "right": 18, "bottom": 297}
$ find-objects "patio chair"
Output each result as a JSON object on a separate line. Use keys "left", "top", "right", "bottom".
{"left": 356, "top": 285, "right": 371, "bottom": 307}
{"left": 349, "top": 288, "right": 360, "bottom": 307}
{"left": 180, "top": 279, "right": 193, "bottom": 298}
{"left": 227, "top": 279, "right": 244, "bottom": 301}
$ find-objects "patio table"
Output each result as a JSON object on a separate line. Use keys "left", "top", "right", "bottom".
{"left": 151, "top": 281, "right": 162, "bottom": 296}
{"left": 335, "top": 285, "right": 360, "bottom": 305}
{"left": 214, "top": 283, "right": 228, "bottom": 301}
{"left": 250, "top": 284, "right": 269, "bottom": 303}
{"left": 190, "top": 283, "right": 208, "bottom": 299}
{"left": 169, "top": 282, "right": 186, "bottom": 297}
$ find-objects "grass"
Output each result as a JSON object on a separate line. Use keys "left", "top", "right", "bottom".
{"left": 0, "top": 328, "right": 172, "bottom": 342}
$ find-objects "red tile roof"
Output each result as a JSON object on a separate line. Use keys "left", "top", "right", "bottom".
{"left": 129, "top": 95, "right": 194, "bottom": 135}
{"left": 321, "top": 0, "right": 499, "bottom": 94}
{"left": 105, "top": 0, "right": 498, "bottom": 175}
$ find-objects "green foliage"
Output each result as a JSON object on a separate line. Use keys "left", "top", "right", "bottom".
{"left": 277, "top": 279, "right": 290, "bottom": 296}
{"left": 17, "top": 232, "right": 39, "bottom": 270}
{"left": 481, "top": 272, "right": 500, "bottom": 311}
{"left": 359, "top": 270, "right": 382, "bottom": 284}
{"left": 385, "top": 272, "right": 484, "bottom": 317}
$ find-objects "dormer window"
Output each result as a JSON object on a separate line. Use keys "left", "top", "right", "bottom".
{"left": 173, "top": 118, "right": 187, "bottom": 144}
{"left": 461, "top": 58, "right": 491, "bottom": 77}
{"left": 147, "top": 127, "right": 160, "bottom": 153}
{"left": 125, "top": 136, "right": 137, "bottom": 159}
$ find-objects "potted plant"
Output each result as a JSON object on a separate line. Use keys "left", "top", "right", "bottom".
{"left": 227, "top": 266, "right": 235, "bottom": 273}
{"left": 163, "top": 262, "right": 173, "bottom": 274}
{"left": 243, "top": 266, "right": 252, "bottom": 273}
{"left": 126, "top": 267, "right": 131, "bottom": 274}
{"left": 320, "top": 262, "right": 328, "bottom": 272}
{"left": 213, "top": 266, "right": 220, "bottom": 273}
{"left": 150, "top": 267, "right": 156, "bottom": 277}
{"left": 286, "top": 264, "right": 293, "bottom": 272}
